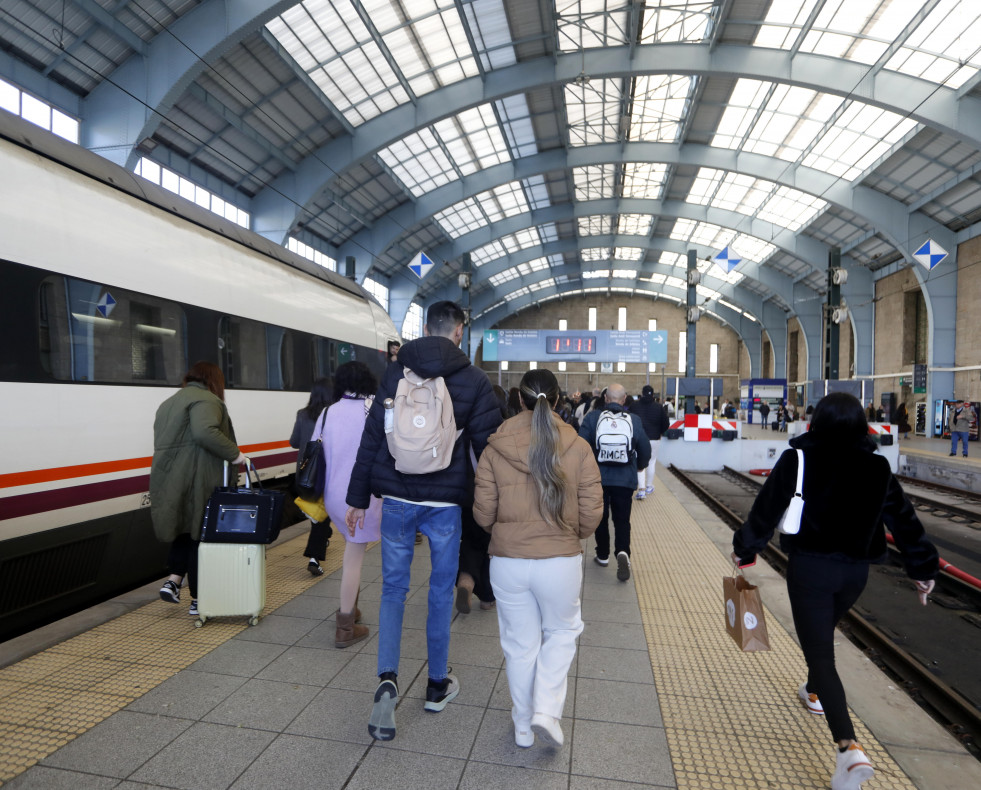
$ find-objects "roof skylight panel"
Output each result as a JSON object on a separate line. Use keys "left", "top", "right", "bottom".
{"left": 612, "top": 269, "right": 638, "bottom": 279}
{"left": 754, "top": 0, "right": 819, "bottom": 49}
{"left": 556, "top": 0, "right": 630, "bottom": 51}
{"left": 489, "top": 268, "right": 520, "bottom": 285}
{"left": 582, "top": 269, "right": 611, "bottom": 279}
{"left": 639, "top": 1, "right": 713, "bottom": 43}
{"left": 434, "top": 198, "right": 486, "bottom": 237}
{"left": 623, "top": 162, "right": 668, "bottom": 199}
{"left": 470, "top": 239, "right": 508, "bottom": 266}
{"left": 802, "top": 103, "right": 917, "bottom": 180}
{"left": 642, "top": 272, "right": 667, "bottom": 285}
{"left": 566, "top": 80, "right": 623, "bottom": 146}
{"left": 539, "top": 223, "right": 560, "bottom": 243}
{"left": 688, "top": 169, "right": 828, "bottom": 232}
{"left": 475, "top": 182, "right": 531, "bottom": 223}
{"left": 669, "top": 219, "right": 771, "bottom": 277}
{"left": 617, "top": 214, "right": 653, "bottom": 235}
{"left": 614, "top": 247, "right": 644, "bottom": 261}
{"left": 579, "top": 216, "right": 614, "bottom": 235}
{"left": 581, "top": 247, "right": 612, "bottom": 261}
{"left": 436, "top": 105, "right": 511, "bottom": 172}
{"left": 757, "top": 189, "right": 827, "bottom": 232}
{"left": 574, "top": 165, "right": 618, "bottom": 201}
{"left": 885, "top": 2, "right": 981, "bottom": 88}
{"left": 629, "top": 74, "right": 691, "bottom": 142}
{"left": 378, "top": 128, "right": 456, "bottom": 195}
{"left": 463, "top": 0, "right": 517, "bottom": 71}
{"left": 383, "top": 6, "right": 479, "bottom": 96}
{"left": 497, "top": 95, "right": 538, "bottom": 158}
{"left": 524, "top": 176, "right": 552, "bottom": 211}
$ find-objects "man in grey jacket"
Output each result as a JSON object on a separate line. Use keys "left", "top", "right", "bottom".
{"left": 578, "top": 383, "right": 651, "bottom": 582}
{"left": 949, "top": 399, "right": 976, "bottom": 457}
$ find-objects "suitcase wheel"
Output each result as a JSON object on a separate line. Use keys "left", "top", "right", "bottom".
{"left": 249, "top": 616, "right": 260, "bottom": 626}
{"left": 194, "top": 618, "right": 204, "bottom": 628}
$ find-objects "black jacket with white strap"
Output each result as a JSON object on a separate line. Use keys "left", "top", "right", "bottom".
{"left": 346, "top": 335, "right": 503, "bottom": 509}
{"left": 732, "top": 431, "right": 938, "bottom": 580}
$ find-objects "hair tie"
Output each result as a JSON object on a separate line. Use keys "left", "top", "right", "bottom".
{"left": 536, "top": 392, "right": 547, "bottom": 399}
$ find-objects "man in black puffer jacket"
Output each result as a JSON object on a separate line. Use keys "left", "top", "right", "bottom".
{"left": 630, "top": 385, "right": 670, "bottom": 499}
{"left": 346, "top": 301, "right": 502, "bottom": 743}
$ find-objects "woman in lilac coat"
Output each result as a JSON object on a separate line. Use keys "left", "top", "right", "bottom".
{"left": 321, "top": 361, "right": 382, "bottom": 647}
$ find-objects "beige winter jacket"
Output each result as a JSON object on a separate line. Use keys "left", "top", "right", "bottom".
{"left": 473, "top": 409, "right": 603, "bottom": 559}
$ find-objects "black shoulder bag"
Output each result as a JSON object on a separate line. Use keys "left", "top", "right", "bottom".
{"left": 295, "top": 409, "right": 327, "bottom": 501}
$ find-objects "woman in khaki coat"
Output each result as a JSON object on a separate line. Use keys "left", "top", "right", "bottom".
{"left": 150, "top": 361, "right": 245, "bottom": 614}
{"left": 474, "top": 368, "right": 603, "bottom": 749}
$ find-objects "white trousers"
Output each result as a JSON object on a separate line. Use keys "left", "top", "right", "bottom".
{"left": 490, "top": 555, "right": 584, "bottom": 726}
{"left": 637, "top": 439, "right": 660, "bottom": 491}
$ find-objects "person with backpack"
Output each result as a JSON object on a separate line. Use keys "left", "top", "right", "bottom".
{"left": 578, "top": 383, "right": 651, "bottom": 581}
{"left": 473, "top": 368, "right": 603, "bottom": 748}
{"left": 345, "top": 301, "right": 503, "bottom": 742}
{"left": 630, "top": 385, "right": 669, "bottom": 499}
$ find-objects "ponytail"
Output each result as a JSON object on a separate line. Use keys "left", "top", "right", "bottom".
{"left": 519, "top": 369, "right": 571, "bottom": 532}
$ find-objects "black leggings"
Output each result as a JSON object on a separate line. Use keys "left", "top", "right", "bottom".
{"left": 167, "top": 534, "right": 199, "bottom": 598}
{"left": 786, "top": 553, "right": 869, "bottom": 743}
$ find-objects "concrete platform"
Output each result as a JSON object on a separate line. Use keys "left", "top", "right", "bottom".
{"left": 1, "top": 470, "right": 979, "bottom": 789}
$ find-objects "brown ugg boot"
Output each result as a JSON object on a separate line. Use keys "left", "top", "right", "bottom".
{"left": 335, "top": 610, "right": 368, "bottom": 648}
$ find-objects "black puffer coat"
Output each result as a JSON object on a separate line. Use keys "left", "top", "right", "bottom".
{"left": 733, "top": 431, "right": 938, "bottom": 580}
{"left": 630, "top": 394, "right": 670, "bottom": 440}
{"left": 346, "top": 335, "right": 503, "bottom": 508}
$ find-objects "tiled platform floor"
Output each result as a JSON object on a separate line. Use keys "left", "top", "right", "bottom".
{"left": 2, "top": 467, "right": 980, "bottom": 789}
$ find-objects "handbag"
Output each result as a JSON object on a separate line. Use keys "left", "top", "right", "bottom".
{"left": 295, "top": 409, "right": 327, "bottom": 501}
{"left": 776, "top": 449, "right": 804, "bottom": 535}
{"left": 723, "top": 569, "right": 771, "bottom": 652}
{"left": 201, "top": 460, "right": 285, "bottom": 544}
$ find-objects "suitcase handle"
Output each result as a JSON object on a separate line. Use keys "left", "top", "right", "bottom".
{"left": 224, "top": 459, "right": 264, "bottom": 490}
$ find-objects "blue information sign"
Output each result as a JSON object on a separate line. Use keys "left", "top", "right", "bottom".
{"left": 483, "top": 330, "right": 667, "bottom": 363}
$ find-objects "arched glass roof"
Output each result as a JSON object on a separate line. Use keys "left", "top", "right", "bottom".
{"left": 4, "top": 0, "right": 981, "bottom": 332}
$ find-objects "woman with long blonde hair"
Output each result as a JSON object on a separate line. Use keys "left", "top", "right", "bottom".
{"left": 473, "top": 368, "right": 603, "bottom": 749}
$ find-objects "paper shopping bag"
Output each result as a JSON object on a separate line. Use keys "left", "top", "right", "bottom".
{"left": 723, "top": 573, "right": 771, "bottom": 652}
{"left": 295, "top": 495, "right": 328, "bottom": 523}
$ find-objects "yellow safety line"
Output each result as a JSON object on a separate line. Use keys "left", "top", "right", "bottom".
{"left": 0, "top": 533, "right": 351, "bottom": 785}
{"left": 631, "top": 477, "right": 916, "bottom": 790}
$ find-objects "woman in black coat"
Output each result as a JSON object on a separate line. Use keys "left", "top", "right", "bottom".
{"left": 732, "top": 392, "right": 938, "bottom": 790}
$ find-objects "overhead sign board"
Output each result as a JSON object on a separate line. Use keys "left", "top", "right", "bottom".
{"left": 408, "top": 251, "right": 435, "bottom": 279}
{"left": 482, "top": 330, "right": 668, "bottom": 363}
{"left": 913, "top": 240, "right": 947, "bottom": 271}
{"left": 913, "top": 363, "right": 927, "bottom": 394}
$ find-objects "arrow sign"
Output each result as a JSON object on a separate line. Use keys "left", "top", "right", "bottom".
{"left": 482, "top": 330, "right": 499, "bottom": 361}
{"left": 647, "top": 330, "right": 668, "bottom": 363}
{"left": 408, "top": 251, "right": 435, "bottom": 279}
{"left": 713, "top": 246, "right": 741, "bottom": 274}
{"left": 913, "top": 240, "right": 947, "bottom": 271}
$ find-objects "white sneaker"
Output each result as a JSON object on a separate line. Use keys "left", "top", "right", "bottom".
{"left": 645, "top": 486, "right": 654, "bottom": 494}
{"left": 616, "top": 551, "right": 631, "bottom": 582}
{"left": 798, "top": 682, "right": 824, "bottom": 715}
{"left": 530, "top": 713, "right": 564, "bottom": 747}
{"left": 635, "top": 491, "right": 645, "bottom": 500}
{"left": 514, "top": 724, "right": 534, "bottom": 748}
{"left": 831, "top": 743, "right": 874, "bottom": 790}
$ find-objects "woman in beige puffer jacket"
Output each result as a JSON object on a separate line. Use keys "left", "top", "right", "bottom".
{"left": 474, "top": 368, "right": 603, "bottom": 750}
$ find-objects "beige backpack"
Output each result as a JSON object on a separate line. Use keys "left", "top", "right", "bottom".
{"left": 386, "top": 369, "right": 459, "bottom": 474}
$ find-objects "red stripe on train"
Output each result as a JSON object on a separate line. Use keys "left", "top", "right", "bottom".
{"left": 0, "top": 450, "right": 298, "bottom": 520}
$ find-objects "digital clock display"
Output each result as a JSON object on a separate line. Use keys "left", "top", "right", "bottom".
{"left": 545, "top": 335, "right": 596, "bottom": 354}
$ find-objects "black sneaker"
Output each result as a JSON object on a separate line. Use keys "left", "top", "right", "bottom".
{"left": 368, "top": 679, "right": 398, "bottom": 741}
{"left": 424, "top": 673, "right": 459, "bottom": 712}
{"left": 307, "top": 559, "right": 324, "bottom": 576}
{"left": 159, "top": 580, "right": 180, "bottom": 604}
{"left": 188, "top": 599, "right": 199, "bottom": 617}
{"left": 616, "top": 551, "right": 631, "bottom": 582}
{"left": 594, "top": 555, "right": 609, "bottom": 567}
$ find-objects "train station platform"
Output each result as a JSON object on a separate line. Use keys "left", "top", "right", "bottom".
{"left": 2, "top": 470, "right": 980, "bottom": 789}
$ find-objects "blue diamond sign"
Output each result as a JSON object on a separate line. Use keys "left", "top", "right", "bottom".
{"left": 913, "top": 240, "right": 947, "bottom": 271}
{"left": 408, "top": 251, "right": 435, "bottom": 279}
{"left": 713, "top": 246, "right": 741, "bottom": 274}
{"left": 96, "top": 292, "right": 116, "bottom": 318}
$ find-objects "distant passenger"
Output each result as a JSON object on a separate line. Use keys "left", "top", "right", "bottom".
{"left": 893, "top": 401, "right": 911, "bottom": 440}
{"left": 758, "top": 400, "right": 770, "bottom": 429}
{"left": 387, "top": 340, "right": 400, "bottom": 363}
{"left": 732, "top": 392, "right": 938, "bottom": 790}
{"left": 578, "top": 383, "right": 650, "bottom": 581}
{"left": 949, "top": 399, "right": 976, "bottom": 457}
{"left": 150, "top": 361, "right": 247, "bottom": 616}
{"left": 319, "top": 361, "right": 381, "bottom": 648}
{"left": 473, "top": 368, "right": 603, "bottom": 748}
{"left": 289, "top": 377, "right": 333, "bottom": 576}
{"left": 630, "top": 385, "right": 669, "bottom": 499}
{"left": 346, "top": 300, "right": 503, "bottom": 741}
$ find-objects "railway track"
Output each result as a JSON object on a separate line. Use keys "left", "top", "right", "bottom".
{"left": 669, "top": 464, "right": 981, "bottom": 758}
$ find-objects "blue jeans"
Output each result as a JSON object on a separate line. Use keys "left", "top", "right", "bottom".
{"left": 951, "top": 431, "right": 969, "bottom": 455}
{"left": 377, "top": 499, "right": 462, "bottom": 681}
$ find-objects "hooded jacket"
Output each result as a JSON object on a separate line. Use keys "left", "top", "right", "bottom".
{"left": 473, "top": 409, "right": 603, "bottom": 558}
{"left": 346, "top": 334, "right": 503, "bottom": 508}
{"left": 149, "top": 383, "right": 240, "bottom": 543}
{"left": 733, "top": 431, "right": 938, "bottom": 580}
{"left": 578, "top": 403, "right": 651, "bottom": 489}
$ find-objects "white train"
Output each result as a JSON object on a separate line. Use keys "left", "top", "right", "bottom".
{"left": 0, "top": 112, "right": 398, "bottom": 640}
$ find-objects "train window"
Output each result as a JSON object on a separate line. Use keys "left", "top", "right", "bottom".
{"left": 38, "top": 276, "right": 186, "bottom": 384}
{"left": 312, "top": 337, "right": 336, "bottom": 378}
{"left": 219, "top": 315, "right": 267, "bottom": 389}
{"left": 264, "top": 326, "right": 295, "bottom": 390}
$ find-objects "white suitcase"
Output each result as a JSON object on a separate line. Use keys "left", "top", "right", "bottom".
{"left": 195, "top": 542, "right": 266, "bottom": 627}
